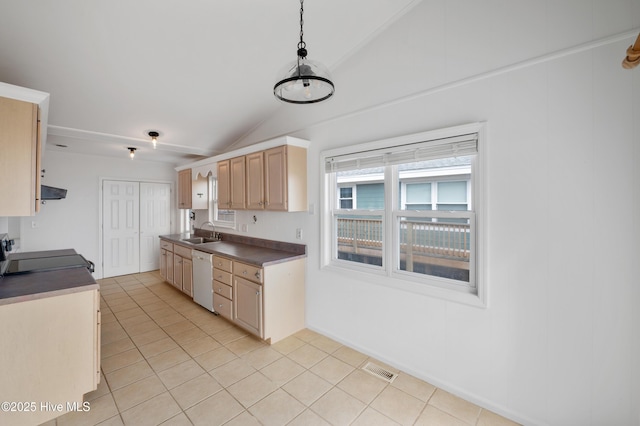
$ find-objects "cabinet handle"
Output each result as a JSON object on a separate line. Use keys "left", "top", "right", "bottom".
{"left": 255, "top": 271, "right": 261, "bottom": 280}
{"left": 256, "top": 291, "right": 261, "bottom": 296}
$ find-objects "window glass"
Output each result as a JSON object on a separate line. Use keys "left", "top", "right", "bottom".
{"left": 397, "top": 215, "right": 471, "bottom": 282}
{"left": 405, "top": 182, "right": 431, "bottom": 210}
{"left": 338, "top": 187, "right": 353, "bottom": 209}
{"left": 335, "top": 213, "right": 384, "bottom": 267}
{"left": 356, "top": 183, "right": 384, "bottom": 209}
{"left": 437, "top": 181, "right": 467, "bottom": 204}
{"left": 209, "top": 176, "right": 235, "bottom": 228}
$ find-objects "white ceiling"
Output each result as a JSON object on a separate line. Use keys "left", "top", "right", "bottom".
{"left": 0, "top": 0, "right": 420, "bottom": 164}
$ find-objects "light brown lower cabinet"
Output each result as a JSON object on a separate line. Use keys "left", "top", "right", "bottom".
{"left": 214, "top": 255, "right": 305, "bottom": 344}
{"left": 173, "top": 244, "right": 193, "bottom": 297}
{"left": 213, "top": 255, "right": 233, "bottom": 320}
{"left": 0, "top": 288, "right": 100, "bottom": 426}
{"left": 234, "top": 275, "right": 263, "bottom": 337}
{"left": 159, "top": 240, "right": 174, "bottom": 284}
{"left": 160, "top": 240, "right": 192, "bottom": 297}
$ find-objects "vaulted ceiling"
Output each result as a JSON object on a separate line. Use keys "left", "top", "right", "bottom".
{"left": 0, "top": 0, "right": 420, "bottom": 163}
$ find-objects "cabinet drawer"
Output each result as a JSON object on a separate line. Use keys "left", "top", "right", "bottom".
{"left": 213, "top": 256, "right": 233, "bottom": 273}
{"left": 234, "top": 261, "right": 263, "bottom": 284}
{"left": 213, "top": 269, "right": 232, "bottom": 286}
{"left": 215, "top": 295, "right": 233, "bottom": 320}
{"left": 160, "top": 240, "right": 173, "bottom": 251}
{"left": 214, "top": 281, "right": 232, "bottom": 300}
{"left": 173, "top": 244, "right": 192, "bottom": 258}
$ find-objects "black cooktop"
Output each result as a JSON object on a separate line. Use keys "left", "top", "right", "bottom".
{"left": 3, "top": 254, "right": 93, "bottom": 275}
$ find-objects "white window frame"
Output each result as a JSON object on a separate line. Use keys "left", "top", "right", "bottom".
{"left": 208, "top": 176, "right": 236, "bottom": 230}
{"left": 320, "top": 122, "right": 487, "bottom": 307}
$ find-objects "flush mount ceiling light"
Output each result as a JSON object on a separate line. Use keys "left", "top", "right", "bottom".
{"left": 273, "top": 0, "right": 334, "bottom": 104}
{"left": 128, "top": 147, "right": 137, "bottom": 159}
{"left": 148, "top": 131, "right": 160, "bottom": 149}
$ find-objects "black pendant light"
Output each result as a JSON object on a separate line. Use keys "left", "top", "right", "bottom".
{"left": 274, "top": 0, "right": 334, "bottom": 104}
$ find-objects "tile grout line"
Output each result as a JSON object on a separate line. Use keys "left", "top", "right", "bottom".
{"left": 51, "top": 272, "right": 517, "bottom": 426}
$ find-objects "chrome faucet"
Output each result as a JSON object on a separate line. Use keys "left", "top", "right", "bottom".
{"left": 199, "top": 221, "right": 216, "bottom": 239}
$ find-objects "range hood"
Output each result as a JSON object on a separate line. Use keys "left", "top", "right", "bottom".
{"left": 41, "top": 185, "right": 67, "bottom": 200}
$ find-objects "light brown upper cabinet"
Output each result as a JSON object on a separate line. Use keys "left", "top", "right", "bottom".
{"left": 229, "top": 156, "right": 246, "bottom": 210}
{"left": 245, "top": 151, "right": 265, "bottom": 210}
{"left": 177, "top": 168, "right": 192, "bottom": 209}
{"left": 217, "top": 144, "right": 307, "bottom": 212}
{"left": 0, "top": 96, "right": 41, "bottom": 216}
{"left": 243, "top": 145, "right": 307, "bottom": 212}
{"left": 217, "top": 156, "right": 246, "bottom": 210}
{"left": 217, "top": 160, "right": 231, "bottom": 209}
{"left": 264, "top": 145, "right": 307, "bottom": 212}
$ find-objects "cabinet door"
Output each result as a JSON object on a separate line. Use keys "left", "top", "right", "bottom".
{"left": 0, "top": 96, "right": 39, "bottom": 216}
{"left": 217, "top": 160, "right": 231, "bottom": 209}
{"left": 177, "top": 169, "right": 192, "bottom": 209}
{"left": 166, "top": 252, "right": 174, "bottom": 285}
{"left": 182, "top": 258, "right": 193, "bottom": 297}
{"left": 173, "top": 255, "right": 183, "bottom": 290}
{"left": 230, "top": 156, "right": 246, "bottom": 210}
{"left": 245, "top": 151, "right": 264, "bottom": 210}
{"left": 264, "top": 146, "right": 287, "bottom": 211}
{"left": 233, "top": 276, "right": 263, "bottom": 337}
{"left": 159, "top": 248, "right": 167, "bottom": 280}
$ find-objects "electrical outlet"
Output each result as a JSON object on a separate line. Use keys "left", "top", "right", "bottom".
{"left": 241, "top": 224, "right": 248, "bottom": 232}
{"left": 296, "top": 228, "right": 302, "bottom": 239}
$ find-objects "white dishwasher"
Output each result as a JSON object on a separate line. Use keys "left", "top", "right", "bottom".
{"left": 192, "top": 250, "right": 214, "bottom": 312}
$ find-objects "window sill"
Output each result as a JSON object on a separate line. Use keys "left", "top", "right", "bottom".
{"left": 322, "top": 262, "right": 487, "bottom": 308}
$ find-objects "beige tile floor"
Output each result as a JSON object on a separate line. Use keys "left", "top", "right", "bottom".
{"left": 41, "top": 271, "right": 519, "bottom": 426}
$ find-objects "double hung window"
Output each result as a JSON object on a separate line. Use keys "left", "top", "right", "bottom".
{"left": 322, "top": 123, "right": 485, "bottom": 304}
{"left": 208, "top": 176, "right": 236, "bottom": 228}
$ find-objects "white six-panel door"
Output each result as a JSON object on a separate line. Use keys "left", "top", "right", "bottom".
{"left": 102, "top": 180, "right": 171, "bottom": 278}
{"left": 140, "top": 182, "right": 171, "bottom": 272}
{"left": 103, "top": 181, "right": 140, "bottom": 278}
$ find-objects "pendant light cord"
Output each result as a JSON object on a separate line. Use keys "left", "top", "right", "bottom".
{"left": 297, "top": 0, "right": 307, "bottom": 57}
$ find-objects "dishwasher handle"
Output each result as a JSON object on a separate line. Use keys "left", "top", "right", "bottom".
{"left": 192, "top": 251, "right": 212, "bottom": 262}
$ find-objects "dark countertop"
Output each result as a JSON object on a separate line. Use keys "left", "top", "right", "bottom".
{"left": 0, "top": 249, "right": 98, "bottom": 305}
{"left": 161, "top": 233, "right": 307, "bottom": 267}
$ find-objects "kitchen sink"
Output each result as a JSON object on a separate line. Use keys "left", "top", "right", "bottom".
{"left": 181, "top": 237, "right": 219, "bottom": 244}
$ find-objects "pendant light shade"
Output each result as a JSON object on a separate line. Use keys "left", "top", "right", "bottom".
{"left": 274, "top": 0, "right": 334, "bottom": 104}
{"left": 274, "top": 56, "right": 334, "bottom": 104}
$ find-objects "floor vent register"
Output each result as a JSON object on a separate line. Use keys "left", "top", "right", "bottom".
{"left": 361, "top": 361, "right": 398, "bottom": 383}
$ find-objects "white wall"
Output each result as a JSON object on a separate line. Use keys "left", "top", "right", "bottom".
{"left": 14, "top": 150, "right": 177, "bottom": 277}
{"left": 231, "top": 1, "right": 640, "bottom": 425}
